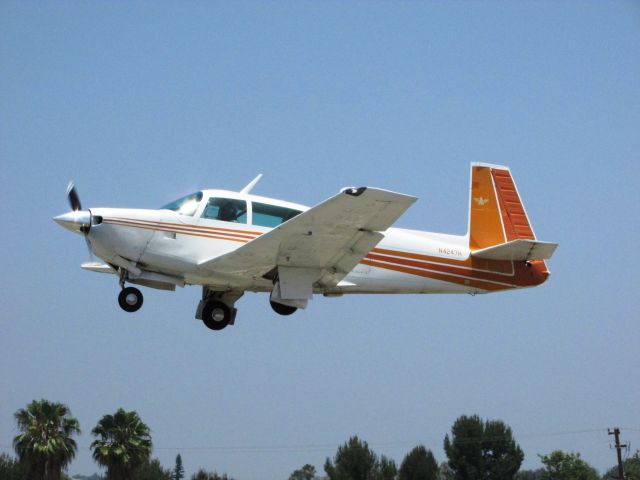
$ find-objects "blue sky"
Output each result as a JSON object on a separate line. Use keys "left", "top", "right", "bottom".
{"left": 1, "top": 2, "right": 639, "bottom": 479}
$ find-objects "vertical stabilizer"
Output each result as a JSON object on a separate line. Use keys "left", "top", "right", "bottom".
{"left": 468, "top": 163, "right": 536, "bottom": 251}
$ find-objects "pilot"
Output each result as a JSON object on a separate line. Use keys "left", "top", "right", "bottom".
{"left": 218, "top": 202, "right": 238, "bottom": 222}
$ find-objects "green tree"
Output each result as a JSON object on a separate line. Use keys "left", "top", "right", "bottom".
{"left": 538, "top": 451, "right": 599, "bottom": 480}
{"left": 137, "top": 458, "right": 172, "bottom": 480}
{"left": 603, "top": 449, "right": 640, "bottom": 480}
{"left": 289, "top": 464, "right": 317, "bottom": 480}
{"left": 438, "top": 462, "right": 454, "bottom": 480}
{"left": 324, "top": 435, "right": 396, "bottom": 480}
{"left": 190, "top": 469, "right": 233, "bottom": 480}
{"left": 443, "top": 414, "right": 523, "bottom": 480}
{"left": 379, "top": 455, "right": 398, "bottom": 480}
{"left": 13, "top": 399, "right": 81, "bottom": 480}
{"left": 0, "top": 452, "right": 27, "bottom": 480}
{"left": 399, "top": 445, "right": 438, "bottom": 480}
{"left": 515, "top": 469, "right": 544, "bottom": 480}
{"left": 173, "top": 454, "right": 185, "bottom": 480}
{"left": 90, "top": 408, "right": 152, "bottom": 480}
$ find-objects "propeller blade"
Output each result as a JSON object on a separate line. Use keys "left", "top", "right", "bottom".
{"left": 67, "top": 182, "right": 82, "bottom": 211}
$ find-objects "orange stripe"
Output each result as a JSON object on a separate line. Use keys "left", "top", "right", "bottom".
{"left": 361, "top": 259, "right": 508, "bottom": 292}
{"left": 108, "top": 217, "right": 262, "bottom": 237}
{"left": 367, "top": 248, "right": 545, "bottom": 288}
{"left": 372, "top": 247, "right": 466, "bottom": 265}
{"left": 103, "top": 219, "right": 249, "bottom": 243}
{"left": 365, "top": 253, "right": 516, "bottom": 282}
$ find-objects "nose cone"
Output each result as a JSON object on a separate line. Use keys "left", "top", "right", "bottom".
{"left": 53, "top": 210, "right": 91, "bottom": 234}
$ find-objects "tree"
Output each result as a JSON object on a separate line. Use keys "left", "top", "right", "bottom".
{"left": 173, "top": 454, "right": 185, "bottom": 480}
{"left": 443, "top": 414, "right": 523, "bottom": 480}
{"left": 90, "top": 408, "right": 152, "bottom": 480}
{"left": 289, "top": 464, "right": 317, "bottom": 480}
{"left": 379, "top": 455, "right": 398, "bottom": 480}
{"left": 137, "top": 458, "right": 172, "bottom": 480}
{"left": 324, "top": 435, "right": 396, "bottom": 480}
{"left": 438, "top": 462, "right": 454, "bottom": 480}
{"left": 399, "top": 445, "right": 439, "bottom": 480}
{"left": 13, "top": 399, "right": 81, "bottom": 480}
{"left": 603, "top": 449, "right": 640, "bottom": 480}
{"left": 515, "top": 469, "right": 544, "bottom": 480}
{"left": 0, "top": 452, "right": 26, "bottom": 480}
{"left": 190, "top": 469, "right": 233, "bottom": 480}
{"left": 538, "top": 451, "right": 599, "bottom": 480}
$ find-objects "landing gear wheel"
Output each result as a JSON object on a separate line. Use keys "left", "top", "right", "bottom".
{"left": 202, "top": 301, "right": 231, "bottom": 331}
{"left": 270, "top": 300, "right": 298, "bottom": 316}
{"left": 118, "top": 287, "right": 143, "bottom": 313}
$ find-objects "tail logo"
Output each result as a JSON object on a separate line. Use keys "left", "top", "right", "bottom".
{"left": 474, "top": 196, "right": 489, "bottom": 206}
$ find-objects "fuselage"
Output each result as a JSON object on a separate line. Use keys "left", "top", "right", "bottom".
{"left": 83, "top": 187, "right": 549, "bottom": 296}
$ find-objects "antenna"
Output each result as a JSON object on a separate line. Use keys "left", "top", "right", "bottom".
{"left": 240, "top": 174, "right": 263, "bottom": 194}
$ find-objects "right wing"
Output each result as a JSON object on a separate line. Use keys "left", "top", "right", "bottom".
{"left": 198, "top": 187, "right": 417, "bottom": 292}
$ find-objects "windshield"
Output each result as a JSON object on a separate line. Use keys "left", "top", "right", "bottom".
{"left": 160, "top": 192, "right": 203, "bottom": 216}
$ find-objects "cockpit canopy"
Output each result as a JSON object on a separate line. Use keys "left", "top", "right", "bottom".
{"left": 160, "top": 191, "right": 303, "bottom": 228}
{"left": 160, "top": 192, "right": 203, "bottom": 216}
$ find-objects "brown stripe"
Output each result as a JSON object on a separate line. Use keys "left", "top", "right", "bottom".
{"left": 109, "top": 217, "right": 262, "bottom": 237}
{"left": 104, "top": 219, "right": 249, "bottom": 243}
{"left": 361, "top": 258, "right": 510, "bottom": 292}
{"left": 366, "top": 253, "right": 516, "bottom": 282}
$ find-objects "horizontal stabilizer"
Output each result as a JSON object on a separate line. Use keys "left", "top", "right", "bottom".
{"left": 81, "top": 262, "right": 116, "bottom": 274}
{"left": 471, "top": 239, "right": 558, "bottom": 261}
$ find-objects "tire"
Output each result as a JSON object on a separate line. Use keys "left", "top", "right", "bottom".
{"left": 118, "top": 287, "right": 143, "bottom": 313}
{"left": 270, "top": 300, "right": 297, "bottom": 316}
{"left": 202, "top": 301, "right": 231, "bottom": 330}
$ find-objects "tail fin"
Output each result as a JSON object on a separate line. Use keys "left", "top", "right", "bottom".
{"left": 468, "top": 163, "right": 537, "bottom": 251}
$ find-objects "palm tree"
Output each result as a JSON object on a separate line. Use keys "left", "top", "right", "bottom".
{"left": 13, "top": 399, "right": 81, "bottom": 480}
{"left": 91, "top": 408, "right": 153, "bottom": 480}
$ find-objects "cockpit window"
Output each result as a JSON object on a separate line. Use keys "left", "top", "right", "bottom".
{"left": 202, "top": 198, "right": 247, "bottom": 224}
{"left": 160, "top": 192, "right": 203, "bottom": 216}
{"left": 252, "top": 202, "right": 301, "bottom": 227}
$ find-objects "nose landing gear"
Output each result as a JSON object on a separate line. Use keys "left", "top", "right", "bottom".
{"left": 118, "top": 286, "right": 144, "bottom": 312}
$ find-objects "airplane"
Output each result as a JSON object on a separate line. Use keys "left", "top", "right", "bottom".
{"left": 54, "top": 163, "right": 557, "bottom": 332}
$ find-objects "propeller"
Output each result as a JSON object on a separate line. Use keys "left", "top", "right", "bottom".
{"left": 54, "top": 181, "right": 95, "bottom": 261}
{"left": 67, "top": 182, "right": 82, "bottom": 211}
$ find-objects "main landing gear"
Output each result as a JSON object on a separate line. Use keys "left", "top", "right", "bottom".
{"left": 196, "top": 288, "right": 242, "bottom": 331}
{"left": 270, "top": 300, "right": 297, "bottom": 316}
{"left": 195, "top": 291, "right": 301, "bottom": 331}
{"left": 201, "top": 301, "right": 232, "bottom": 331}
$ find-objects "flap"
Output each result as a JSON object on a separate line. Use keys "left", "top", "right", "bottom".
{"left": 198, "top": 187, "right": 416, "bottom": 288}
{"left": 471, "top": 239, "right": 558, "bottom": 261}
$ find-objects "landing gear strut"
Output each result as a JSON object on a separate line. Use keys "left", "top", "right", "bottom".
{"left": 118, "top": 286, "right": 143, "bottom": 312}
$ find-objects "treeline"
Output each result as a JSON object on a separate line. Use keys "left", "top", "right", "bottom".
{"left": 1, "top": 399, "right": 638, "bottom": 480}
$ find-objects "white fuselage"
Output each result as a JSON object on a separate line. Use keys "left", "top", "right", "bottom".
{"left": 86, "top": 189, "right": 479, "bottom": 296}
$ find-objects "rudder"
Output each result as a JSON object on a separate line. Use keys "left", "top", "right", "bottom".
{"left": 468, "top": 163, "right": 536, "bottom": 251}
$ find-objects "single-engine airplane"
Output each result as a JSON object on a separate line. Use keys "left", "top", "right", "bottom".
{"left": 54, "top": 163, "right": 557, "bottom": 332}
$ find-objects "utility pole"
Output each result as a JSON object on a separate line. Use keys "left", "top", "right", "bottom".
{"left": 608, "top": 427, "right": 627, "bottom": 480}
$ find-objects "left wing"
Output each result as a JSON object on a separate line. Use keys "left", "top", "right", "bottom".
{"left": 198, "top": 187, "right": 417, "bottom": 292}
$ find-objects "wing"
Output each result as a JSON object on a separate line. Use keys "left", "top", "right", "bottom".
{"left": 198, "top": 187, "right": 417, "bottom": 291}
